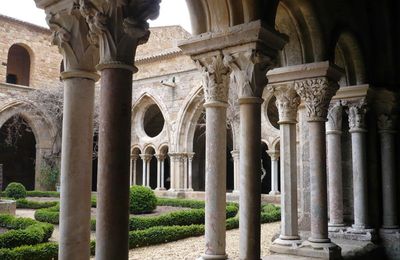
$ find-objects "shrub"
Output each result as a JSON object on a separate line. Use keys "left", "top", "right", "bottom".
{"left": 0, "top": 242, "right": 58, "bottom": 260}
{"left": 16, "top": 199, "right": 57, "bottom": 210}
{"left": 34, "top": 205, "right": 60, "bottom": 225}
{"left": 129, "top": 186, "right": 157, "bottom": 214}
{"left": 39, "top": 162, "right": 60, "bottom": 191}
{"left": 4, "top": 183, "right": 27, "bottom": 199}
{"left": 26, "top": 191, "right": 60, "bottom": 198}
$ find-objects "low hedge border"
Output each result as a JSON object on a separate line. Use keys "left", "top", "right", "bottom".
{"left": 0, "top": 214, "right": 54, "bottom": 249}
{"left": 16, "top": 199, "right": 58, "bottom": 210}
{"left": 0, "top": 191, "right": 60, "bottom": 198}
{"left": 34, "top": 205, "right": 60, "bottom": 225}
{"left": 0, "top": 242, "right": 58, "bottom": 260}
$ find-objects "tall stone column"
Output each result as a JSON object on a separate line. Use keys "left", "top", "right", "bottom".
{"left": 227, "top": 49, "right": 274, "bottom": 260}
{"left": 183, "top": 154, "right": 188, "bottom": 190}
{"left": 0, "top": 164, "right": 2, "bottom": 191}
{"left": 160, "top": 158, "right": 165, "bottom": 190}
{"left": 231, "top": 150, "right": 240, "bottom": 193}
{"left": 326, "top": 102, "right": 346, "bottom": 231}
{"left": 267, "top": 150, "right": 280, "bottom": 195}
{"left": 295, "top": 75, "right": 340, "bottom": 252}
{"left": 196, "top": 53, "right": 230, "bottom": 260}
{"left": 34, "top": 3, "right": 100, "bottom": 259}
{"left": 268, "top": 83, "right": 301, "bottom": 247}
{"left": 140, "top": 154, "right": 150, "bottom": 186}
{"left": 187, "top": 152, "right": 194, "bottom": 191}
{"left": 146, "top": 157, "right": 151, "bottom": 188}
{"left": 81, "top": 2, "right": 160, "bottom": 259}
{"left": 377, "top": 114, "right": 399, "bottom": 230}
{"left": 347, "top": 100, "right": 372, "bottom": 233}
{"left": 131, "top": 154, "right": 138, "bottom": 186}
{"left": 155, "top": 154, "right": 165, "bottom": 190}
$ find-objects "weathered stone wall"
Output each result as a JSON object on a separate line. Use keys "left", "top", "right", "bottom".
{"left": 0, "top": 15, "right": 62, "bottom": 89}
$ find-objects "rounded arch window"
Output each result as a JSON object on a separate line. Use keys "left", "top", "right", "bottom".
{"left": 267, "top": 96, "right": 280, "bottom": 129}
{"left": 6, "top": 44, "right": 31, "bottom": 86}
{"left": 143, "top": 104, "right": 165, "bottom": 137}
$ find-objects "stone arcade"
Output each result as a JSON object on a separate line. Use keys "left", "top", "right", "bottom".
{"left": 0, "top": 0, "right": 399, "bottom": 259}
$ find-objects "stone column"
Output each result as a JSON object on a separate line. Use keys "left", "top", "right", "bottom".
{"left": 347, "top": 100, "right": 372, "bottom": 233}
{"left": 295, "top": 76, "right": 340, "bottom": 249}
{"left": 268, "top": 83, "right": 301, "bottom": 247}
{"left": 377, "top": 114, "right": 399, "bottom": 230}
{"left": 35, "top": 4, "right": 100, "bottom": 259}
{"left": 227, "top": 49, "right": 274, "bottom": 260}
{"left": 231, "top": 150, "right": 240, "bottom": 193}
{"left": 146, "top": 158, "right": 151, "bottom": 188}
{"left": 267, "top": 150, "right": 280, "bottom": 195}
{"left": 326, "top": 102, "right": 346, "bottom": 231}
{"left": 139, "top": 154, "right": 149, "bottom": 186}
{"left": 131, "top": 154, "right": 138, "bottom": 186}
{"left": 183, "top": 154, "right": 188, "bottom": 190}
{"left": 187, "top": 153, "right": 194, "bottom": 191}
{"left": 0, "top": 164, "right": 2, "bottom": 191}
{"left": 82, "top": 2, "right": 160, "bottom": 259}
{"left": 160, "top": 158, "right": 165, "bottom": 189}
{"left": 155, "top": 154, "right": 165, "bottom": 190}
{"left": 195, "top": 53, "right": 230, "bottom": 259}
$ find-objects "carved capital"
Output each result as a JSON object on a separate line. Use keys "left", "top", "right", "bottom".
{"left": 347, "top": 99, "right": 367, "bottom": 132}
{"left": 326, "top": 101, "right": 343, "bottom": 133}
{"left": 268, "top": 83, "right": 300, "bottom": 124}
{"left": 377, "top": 114, "right": 396, "bottom": 133}
{"left": 80, "top": 0, "right": 160, "bottom": 71}
{"left": 225, "top": 49, "right": 274, "bottom": 98}
{"left": 47, "top": 2, "right": 99, "bottom": 80}
{"left": 155, "top": 154, "right": 166, "bottom": 161}
{"left": 195, "top": 53, "right": 230, "bottom": 104}
{"left": 187, "top": 152, "right": 195, "bottom": 160}
{"left": 294, "top": 77, "right": 339, "bottom": 122}
{"left": 131, "top": 153, "right": 139, "bottom": 160}
{"left": 140, "top": 153, "right": 152, "bottom": 162}
{"left": 267, "top": 150, "right": 280, "bottom": 161}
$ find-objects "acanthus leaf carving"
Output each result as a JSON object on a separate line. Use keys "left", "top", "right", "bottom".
{"left": 347, "top": 99, "right": 367, "bottom": 130}
{"left": 225, "top": 49, "right": 275, "bottom": 98}
{"left": 294, "top": 77, "right": 339, "bottom": 121}
{"left": 267, "top": 83, "right": 300, "bottom": 123}
{"left": 79, "top": 0, "right": 160, "bottom": 69}
{"left": 377, "top": 114, "right": 395, "bottom": 132}
{"left": 326, "top": 101, "right": 343, "bottom": 132}
{"left": 196, "top": 54, "right": 231, "bottom": 104}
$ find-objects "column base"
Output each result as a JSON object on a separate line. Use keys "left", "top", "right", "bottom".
{"left": 155, "top": 187, "right": 166, "bottom": 191}
{"left": 379, "top": 228, "right": 400, "bottom": 260}
{"left": 379, "top": 227, "right": 400, "bottom": 235}
{"left": 186, "top": 188, "right": 194, "bottom": 191}
{"left": 272, "top": 237, "right": 302, "bottom": 247}
{"left": 268, "top": 190, "right": 280, "bottom": 195}
{"left": 232, "top": 190, "right": 240, "bottom": 194}
{"left": 197, "top": 254, "right": 228, "bottom": 260}
{"left": 381, "top": 225, "right": 400, "bottom": 230}
{"left": 333, "top": 226, "right": 377, "bottom": 241}
{"left": 328, "top": 223, "right": 347, "bottom": 232}
{"left": 270, "top": 240, "right": 341, "bottom": 259}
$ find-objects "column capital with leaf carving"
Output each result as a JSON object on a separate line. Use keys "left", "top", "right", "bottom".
{"left": 79, "top": 0, "right": 160, "bottom": 72}
{"left": 346, "top": 99, "right": 368, "bottom": 133}
{"left": 139, "top": 153, "right": 152, "bottom": 162}
{"left": 35, "top": 0, "right": 100, "bottom": 81}
{"left": 267, "top": 82, "right": 300, "bottom": 124}
{"left": 377, "top": 114, "right": 396, "bottom": 134}
{"left": 326, "top": 101, "right": 343, "bottom": 134}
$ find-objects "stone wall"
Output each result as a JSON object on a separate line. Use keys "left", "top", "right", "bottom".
{"left": 0, "top": 15, "right": 62, "bottom": 89}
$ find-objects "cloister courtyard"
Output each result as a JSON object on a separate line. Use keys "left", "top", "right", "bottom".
{"left": 0, "top": 0, "right": 400, "bottom": 259}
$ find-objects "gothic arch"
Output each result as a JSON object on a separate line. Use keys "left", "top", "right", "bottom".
{"left": 333, "top": 31, "right": 366, "bottom": 86}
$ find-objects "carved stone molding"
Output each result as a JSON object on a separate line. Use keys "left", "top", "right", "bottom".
{"left": 268, "top": 83, "right": 300, "bottom": 124}
{"left": 225, "top": 49, "right": 275, "bottom": 98}
{"left": 267, "top": 150, "right": 280, "bottom": 161}
{"left": 377, "top": 114, "right": 396, "bottom": 133}
{"left": 326, "top": 101, "right": 343, "bottom": 133}
{"left": 347, "top": 99, "right": 367, "bottom": 132}
{"left": 294, "top": 77, "right": 339, "bottom": 122}
{"left": 139, "top": 153, "right": 152, "bottom": 162}
{"left": 46, "top": 2, "right": 99, "bottom": 80}
{"left": 154, "top": 154, "right": 166, "bottom": 161}
{"left": 195, "top": 53, "right": 231, "bottom": 104}
{"left": 80, "top": 0, "right": 160, "bottom": 71}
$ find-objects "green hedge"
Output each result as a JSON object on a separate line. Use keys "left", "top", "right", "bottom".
{"left": 5, "top": 183, "right": 27, "bottom": 199}
{"left": 16, "top": 199, "right": 58, "bottom": 210}
{"left": 130, "top": 186, "right": 157, "bottom": 214}
{"left": 157, "top": 198, "right": 205, "bottom": 208}
{"left": 0, "top": 242, "right": 58, "bottom": 260}
{"left": 26, "top": 191, "right": 60, "bottom": 198}
{"left": 0, "top": 215, "right": 54, "bottom": 249}
{"left": 34, "top": 205, "right": 60, "bottom": 225}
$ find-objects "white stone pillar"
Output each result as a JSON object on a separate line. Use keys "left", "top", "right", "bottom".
{"left": 326, "top": 102, "right": 346, "bottom": 231}
{"left": 187, "top": 153, "right": 194, "bottom": 191}
{"left": 295, "top": 75, "right": 340, "bottom": 253}
{"left": 268, "top": 83, "right": 301, "bottom": 247}
{"left": 160, "top": 159, "right": 165, "bottom": 190}
{"left": 196, "top": 54, "right": 230, "bottom": 260}
{"left": 34, "top": 5, "right": 100, "bottom": 259}
{"left": 183, "top": 154, "right": 188, "bottom": 190}
{"left": 267, "top": 150, "right": 280, "bottom": 195}
{"left": 155, "top": 154, "right": 165, "bottom": 190}
{"left": 140, "top": 154, "right": 151, "bottom": 186}
{"left": 378, "top": 114, "right": 399, "bottom": 230}
{"left": 131, "top": 155, "right": 138, "bottom": 186}
{"left": 231, "top": 150, "right": 240, "bottom": 193}
{"left": 146, "top": 158, "right": 151, "bottom": 188}
{"left": 347, "top": 100, "right": 372, "bottom": 233}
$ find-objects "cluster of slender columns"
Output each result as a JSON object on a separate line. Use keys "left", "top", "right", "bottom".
{"left": 267, "top": 150, "right": 280, "bottom": 195}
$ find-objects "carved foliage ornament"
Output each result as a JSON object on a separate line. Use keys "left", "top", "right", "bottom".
{"left": 347, "top": 99, "right": 367, "bottom": 130}
{"left": 196, "top": 54, "right": 230, "bottom": 104}
{"left": 377, "top": 114, "right": 395, "bottom": 132}
{"left": 48, "top": 2, "right": 99, "bottom": 73}
{"left": 226, "top": 50, "right": 275, "bottom": 98}
{"left": 326, "top": 101, "right": 343, "bottom": 131}
{"left": 268, "top": 83, "right": 300, "bottom": 123}
{"left": 294, "top": 77, "right": 339, "bottom": 121}
{"left": 79, "top": 0, "right": 160, "bottom": 68}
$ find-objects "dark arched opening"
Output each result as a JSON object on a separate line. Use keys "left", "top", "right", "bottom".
{"left": 226, "top": 127, "right": 234, "bottom": 192}
{"left": 0, "top": 115, "right": 36, "bottom": 190}
{"left": 91, "top": 133, "right": 98, "bottom": 191}
{"left": 146, "top": 147, "right": 157, "bottom": 189}
{"left": 143, "top": 104, "right": 165, "bottom": 138}
{"left": 192, "top": 112, "right": 206, "bottom": 191}
{"left": 261, "top": 142, "right": 271, "bottom": 194}
{"left": 6, "top": 44, "right": 31, "bottom": 86}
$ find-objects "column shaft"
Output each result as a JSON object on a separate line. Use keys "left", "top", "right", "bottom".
{"left": 269, "top": 157, "right": 280, "bottom": 195}
{"left": 59, "top": 78, "right": 95, "bottom": 260}
{"left": 156, "top": 158, "right": 161, "bottom": 189}
{"left": 160, "top": 160, "right": 165, "bottom": 189}
{"left": 132, "top": 159, "right": 137, "bottom": 185}
{"left": 231, "top": 150, "right": 240, "bottom": 193}
{"left": 146, "top": 159, "right": 151, "bottom": 188}
{"left": 142, "top": 157, "right": 146, "bottom": 186}
{"left": 239, "top": 98, "right": 262, "bottom": 260}
{"left": 203, "top": 103, "right": 227, "bottom": 258}
{"left": 95, "top": 68, "right": 132, "bottom": 259}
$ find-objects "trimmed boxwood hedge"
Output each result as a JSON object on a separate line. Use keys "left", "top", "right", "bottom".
{"left": 130, "top": 186, "right": 157, "bottom": 214}
{"left": 0, "top": 215, "right": 54, "bottom": 249}
{"left": 16, "top": 199, "right": 58, "bottom": 210}
{"left": 26, "top": 191, "right": 60, "bottom": 198}
{"left": 4, "top": 183, "right": 27, "bottom": 199}
{"left": 34, "top": 205, "right": 60, "bottom": 224}
{"left": 0, "top": 242, "right": 58, "bottom": 260}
